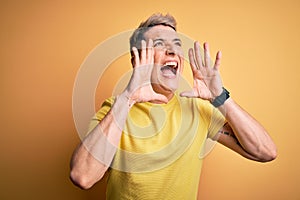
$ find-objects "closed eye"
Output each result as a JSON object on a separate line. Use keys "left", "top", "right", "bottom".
{"left": 173, "top": 38, "right": 182, "bottom": 47}
{"left": 154, "top": 42, "right": 163, "bottom": 47}
{"left": 174, "top": 41, "right": 182, "bottom": 47}
{"left": 153, "top": 39, "right": 164, "bottom": 47}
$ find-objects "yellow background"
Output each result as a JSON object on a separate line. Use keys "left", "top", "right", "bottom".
{"left": 1, "top": 0, "right": 299, "bottom": 199}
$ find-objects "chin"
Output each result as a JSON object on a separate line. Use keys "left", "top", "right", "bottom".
{"left": 157, "top": 77, "right": 179, "bottom": 93}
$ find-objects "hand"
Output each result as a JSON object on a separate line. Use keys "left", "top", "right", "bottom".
{"left": 124, "top": 39, "right": 168, "bottom": 104}
{"left": 180, "top": 42, "right": 223, "bottom": 101}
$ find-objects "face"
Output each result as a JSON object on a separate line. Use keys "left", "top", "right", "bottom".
{"left": 143, "top": 25, "right": 184, "bottom": 95}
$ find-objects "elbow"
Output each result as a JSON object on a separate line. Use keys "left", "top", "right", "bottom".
{"left": 255, "top": 145, "right": 278, "bottom": 162}
{"left": 69, "top": 156, "right": 108, "bottom": 189}
{"left": 70, "top": 169, "right": 98, "bottom": 190}
{"left": 265, "top": 147, "right": 278, "bottom": 162}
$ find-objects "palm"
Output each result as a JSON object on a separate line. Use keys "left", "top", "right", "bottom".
{"left": 125, "top": 40, "right": 168, "bottom": 104}
{"left": 181, "top": 42, "right": 223, "bottom": 100}
{"left": 191, "top": 73, "right": 214, "bottom": 100}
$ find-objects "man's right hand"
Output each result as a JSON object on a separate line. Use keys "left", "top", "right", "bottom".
{"left": 123, "top": 39, "right": 168, "bottom": 105}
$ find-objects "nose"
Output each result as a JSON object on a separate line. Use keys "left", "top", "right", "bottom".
{"left": 165, "top": 45, "right": 175, "bottom": 55}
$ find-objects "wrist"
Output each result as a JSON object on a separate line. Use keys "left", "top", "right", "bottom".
{"left": 210, "top": 87, "right": 230, "bottom": 107}
{"left": 119, "top": 91, "right": 136, "bottom": 108}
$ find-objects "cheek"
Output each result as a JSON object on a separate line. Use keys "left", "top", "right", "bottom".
{"left": 153, "top": 50, "right": 164, "bottom": 64}
{"left": 179, "top": 64, "right": 184, "bottom": 74}
{"left": 151, "top": 65, "right": 160, "bottom": 80}
{"left": 174, "top": 46, "right": 183, "bottom": 56}
{"left": 178, "top": 56, "right": 184, "bottom": 73}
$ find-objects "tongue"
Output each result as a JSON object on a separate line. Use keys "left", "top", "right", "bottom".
{"left": 161, "top": 66, "right": 176, "bottom": 76}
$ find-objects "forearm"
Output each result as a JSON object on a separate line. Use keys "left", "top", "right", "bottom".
{"left": 219, "top": 98, "right": 277, "bottom": 161}
{"left": 70, "top": 92, "right": 132, "bottom": 189}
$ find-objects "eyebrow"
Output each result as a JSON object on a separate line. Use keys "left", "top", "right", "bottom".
{"left": 173, "top": 38, "right": 182, "bottom": 43}
{"left": 153, "top": 38, "right": 182, "bottom": 43}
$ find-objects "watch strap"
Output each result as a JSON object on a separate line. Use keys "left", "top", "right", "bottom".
{"left": 211, "top": 87, "right": 230, "bottom": 107}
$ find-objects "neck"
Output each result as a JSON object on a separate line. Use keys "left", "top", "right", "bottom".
{"left": 150, "top": 83, "right": 175, "bottom": 103}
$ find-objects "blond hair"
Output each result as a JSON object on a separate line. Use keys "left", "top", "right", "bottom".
{"left": 129, "top": 13, "right": 177, "bottom": 54}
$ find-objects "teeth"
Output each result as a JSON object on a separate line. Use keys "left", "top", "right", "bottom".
{"left": 164, "top": 61, "right": 177, "bottom": 67}
{"left": 161, "top": 61, "right": 178, "bottom": 76}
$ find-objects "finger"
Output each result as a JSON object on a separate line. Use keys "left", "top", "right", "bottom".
{"left": 188, "top": 48, "right": 198, "bottom": 71}
{"left": 180, "top": 90, "right": 197, "bottom": 98}
{"left": 213, "top": 51, "right": 222, "bottom": 70}
{"left": 147, "top": 39, "right": 154, "bottom": 64}
{"left": 204, "top": 42, "right": 211, "bottom": 67}
{"left": 153, "top": 93, "right": 169, "bottom": 104}
{"left": 132, "top": 47, "right": 140, "bottom": 67}
{"left": 140, "top": 40, "right": 147, "bottom": 65}
{"left": 194, "top": 41, "right": 204, "bottom": 68}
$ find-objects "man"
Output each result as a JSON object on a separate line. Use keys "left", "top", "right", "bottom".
{"left": 70, "top": 13, "right": 277, "bottom": 199}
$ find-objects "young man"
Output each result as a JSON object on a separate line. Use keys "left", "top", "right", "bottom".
{"left": 70, "top": 13, "right": 277, "bottom": 199}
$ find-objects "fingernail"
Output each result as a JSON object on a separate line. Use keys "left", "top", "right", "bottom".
{"left": 204, "top": 42, "right": 209, "bottom": 49}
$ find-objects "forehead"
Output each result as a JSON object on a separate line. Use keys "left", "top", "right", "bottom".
{"left": 143, "top": 25, "right": 180, "bottom": 41}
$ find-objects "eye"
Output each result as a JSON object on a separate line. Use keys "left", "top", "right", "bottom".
{"left": 174, "top": 41, "right": 182, "bottom": 47}
{"left": 153, "top": 41, "right": 164, "bottom": 47}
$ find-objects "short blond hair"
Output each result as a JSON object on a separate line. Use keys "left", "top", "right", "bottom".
{"left": 129, "top": 13, "right": 177, "bottom": 54}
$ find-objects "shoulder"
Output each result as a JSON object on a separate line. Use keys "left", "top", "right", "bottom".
{"left": 94, "top": 96, "right": 115, "bottom": 120}
{"left": 86, "top": 96, "right": 115, "bottom": 135}
{"left": 101, "top": 96, "right": 115, "bottom": 107}
{"left": 178, "top": 94, "right": 214, "bottom": 114}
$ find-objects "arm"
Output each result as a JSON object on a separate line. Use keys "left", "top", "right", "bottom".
{"left": 181, "top": 42, "right": 277, "bottom": 162}
{"left": 70, "top": 93, "right": 131, "bottom": 189}
{"left": 70, "top": 39, "right": 168, "bottom": 189}
{"left": 215, "top": 100, "right": 277, "bottom": 162}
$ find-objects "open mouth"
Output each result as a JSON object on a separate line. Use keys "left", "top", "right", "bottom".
{"left": 160, "top": 61, "right": 178, "bottom": 76}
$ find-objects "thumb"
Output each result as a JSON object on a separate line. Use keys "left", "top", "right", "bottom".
{"left": 180, "top": 90, "right": 198, "bottom": 98}
{"left": 153, "top": 93, "right": 169, "bottom": 104}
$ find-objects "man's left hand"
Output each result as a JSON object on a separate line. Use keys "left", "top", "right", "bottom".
{"left": 180, "top": 42, "right": 223, "bottom": 101}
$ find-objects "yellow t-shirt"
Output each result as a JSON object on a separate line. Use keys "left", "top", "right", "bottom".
{"left": 90, "top": 93, "right": 225, "bottom": 200}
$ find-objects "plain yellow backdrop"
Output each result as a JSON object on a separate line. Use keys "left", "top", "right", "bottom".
{"left": 1, "top": 0, "right": 299, "bottom": 199}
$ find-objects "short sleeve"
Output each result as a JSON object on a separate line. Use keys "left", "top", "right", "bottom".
{"left": 207, "top": 106, "right": 226, "bottom": 139}
{"left": 86, "top": 97, "right": 115, "bottom": 135}
{"left": 195, "top": 98, "right": 226, "bottom": 139}
{"left": 197, "top": 101, "right": 226, "bottom": 159}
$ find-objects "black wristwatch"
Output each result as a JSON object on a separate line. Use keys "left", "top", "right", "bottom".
{"left": 211, "top": 87, "right": 230, "bottom": 107}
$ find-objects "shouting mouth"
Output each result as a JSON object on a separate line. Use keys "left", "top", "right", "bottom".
{"left": 160, "top": 61, "right": 178, "bottom": 78}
